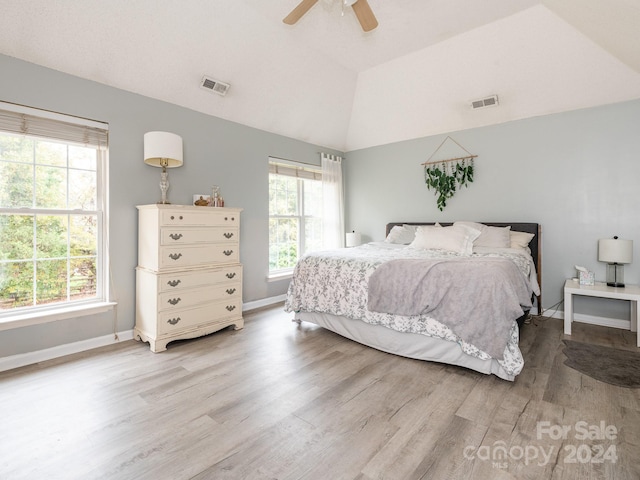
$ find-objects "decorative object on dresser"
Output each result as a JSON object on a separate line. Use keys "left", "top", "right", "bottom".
{"left": 598, "top": 236, "right": 633, "bottom": 287}
{"left": 193, "top": 195, "right": 210, "bottom": 206}
{"left": 211, "top": 185, "right": 224, "bottom": 207}
{"left": 135, "top": 204, "right": 243, "bottom": 352}
{"left": 143, "top": 131, "right": 183, "bottom": 205}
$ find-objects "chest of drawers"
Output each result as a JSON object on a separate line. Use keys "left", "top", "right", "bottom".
{"left": 134, "top": 204, "right": 243, "bottom": 352}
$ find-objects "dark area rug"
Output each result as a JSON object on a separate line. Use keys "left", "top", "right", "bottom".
{"left": 562, "top": 340, "right": 640, "bottom": 388}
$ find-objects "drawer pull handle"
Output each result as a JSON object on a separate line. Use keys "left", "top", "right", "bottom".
{"left": 223, "top": 250, "right": 233, "bottom": 256}
{"left": 226, "top": 305, "right": 236, "bottom": 312}
{"left": 223, "top": 232, "right": 234, "bottom": 239}
{"left": 169, "top": 253, "right": 182, "bottom": 260}
{"left": 167, "top": 317, "right": 181, "bottom": 325}
{"left": 169, "top": 233, "right": 183, "bottom": 240}
{"left": 226, "top": 273, "right": 236, "bottom": 279}
{"left": 167, "top": 279, "right": 181, "bottom": 287}
{"left": 226, "top": 288, "right": 236, "bottom": 295}
{"left": 169, "top": 216, "right": 184, "bottom": 221}
{"left": 168, "top": 298, "right": 181, "bottom": 305}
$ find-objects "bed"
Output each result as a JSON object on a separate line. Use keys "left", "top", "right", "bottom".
{"left": 284, "top": 221, "right": 541, "bottom": 381}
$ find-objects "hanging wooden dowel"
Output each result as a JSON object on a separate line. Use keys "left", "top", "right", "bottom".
{"left": 421, "top": 154, "right": 477, "bottom": 166}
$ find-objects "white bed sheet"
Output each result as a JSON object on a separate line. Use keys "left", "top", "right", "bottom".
{"left": 295, "top": 311, "right": 517, "bottom": 381}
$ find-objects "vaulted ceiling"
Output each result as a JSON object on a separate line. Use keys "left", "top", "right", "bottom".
{"left": 1, "top": 0, "right": 639, "bottom": 151}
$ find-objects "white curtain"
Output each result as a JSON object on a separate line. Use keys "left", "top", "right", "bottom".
{"left": 321, "top": 153, "right": 345, "bottom": 249}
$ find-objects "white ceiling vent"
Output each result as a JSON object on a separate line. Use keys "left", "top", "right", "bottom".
{"left": 471, "top": 95, "right": 499, "bottom": 109}
{"left": 200, "top": 75, "right": 230, "bottom": 96}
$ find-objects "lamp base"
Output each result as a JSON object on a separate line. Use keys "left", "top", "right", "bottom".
{"left": 606, "top": 263, "right": 625, "bottom": 288}
{"left": 158, "top": 167, "right": 170, "bottom": 205}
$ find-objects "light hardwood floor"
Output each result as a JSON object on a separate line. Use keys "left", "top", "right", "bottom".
{"left": 1, "top": 306, "right": 639, "bottom": 479}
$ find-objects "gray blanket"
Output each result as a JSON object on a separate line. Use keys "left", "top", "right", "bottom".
{"left": 367, "top": 257, "right": 532, "bottom": 359}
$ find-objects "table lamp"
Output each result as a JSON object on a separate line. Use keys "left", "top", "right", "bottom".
{"left": 598, "top": 236, "right": 633, "bottom": 287}
{"left": 144, "top": 131, "right": 183, "bottom": 204}
{"left": 346, "top": 231, "right": 361, "bottom": 248}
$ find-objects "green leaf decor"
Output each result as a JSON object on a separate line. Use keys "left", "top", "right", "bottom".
{"left": 424, "top": 159, "right": 474, "bottom": 211}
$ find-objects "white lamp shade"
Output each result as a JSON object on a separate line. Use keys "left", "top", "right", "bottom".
{"left": 144, "top": 131, "right": 183, "bottom": 168}
{"left": 346, "top": 231, "right": 361, "bottom": 247}
{"left": 598, "top": 238, "right": 633, "bottom": 264}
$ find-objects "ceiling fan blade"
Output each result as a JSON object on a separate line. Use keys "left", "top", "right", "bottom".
{"left": 283, "top": 0, "right": 319, "bottom": 25}
{"left": 351, "top": 0, "right": 378, "bottom": 32}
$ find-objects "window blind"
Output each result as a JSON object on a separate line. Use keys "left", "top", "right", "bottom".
{"left": 0, "top": 102, "right": 108, "bottom": 148}
{"left": 268, "top": 160, "right": 321, "bottom": 181}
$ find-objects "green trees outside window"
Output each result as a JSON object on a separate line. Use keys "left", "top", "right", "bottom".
{"left": 0, "top": 134, "right": 99, "bottom": 311}
{"left": 268, "top": 165, "right": 323, "bottom": 274}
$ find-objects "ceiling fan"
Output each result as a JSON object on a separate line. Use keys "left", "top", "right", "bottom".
{"left": 283, "top": 0, "right": 378, "bottom": 32}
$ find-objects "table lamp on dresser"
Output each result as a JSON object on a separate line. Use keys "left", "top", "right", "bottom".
{"left": 143, "top": 131, "right": 183, "bottom": 204}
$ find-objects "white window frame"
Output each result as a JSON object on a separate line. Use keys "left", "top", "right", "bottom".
{"left": 0, "top": 101, "right": 114, "bottom": 330}
{"left": 268, "top": 158, "right": 322, "bottom": 279}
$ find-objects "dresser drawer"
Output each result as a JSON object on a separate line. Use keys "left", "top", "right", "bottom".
{"left": 159, "top": 282, "right": 241, "bottom": 311}
{"left": 159, "top": 244, "right": 239, "bottom": 269}
{"left": 159, "top": 266, "right": 242, "bottom": 292}
{"left": 158, "top": 299, "right": 242, "bottom": 335}
{"left": 161, "top": 226, "right": 238, "bottom": 245}
{"left": 160, "top": 209, "right": 239, "bottom": 227}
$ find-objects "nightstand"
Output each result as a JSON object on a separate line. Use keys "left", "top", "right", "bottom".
{"left": 564, "top": 278, "right": 640, "bottom": 347}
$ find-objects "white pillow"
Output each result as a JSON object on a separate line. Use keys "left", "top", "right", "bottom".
{"left": 510, "top": 230, "right": 535, "bottom": 250}
{"left": 410, "top": 225, "right": 480, "bottom": 255}
{"left": 454, "top": 221, "right": 511, "bottom": 248}
{"left": 385, "top": 225, "right": 418, "bottom": 244}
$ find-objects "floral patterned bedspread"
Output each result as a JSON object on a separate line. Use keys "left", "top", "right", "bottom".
{"left": 284, "top": 243, "right": 535, "bottom": 376}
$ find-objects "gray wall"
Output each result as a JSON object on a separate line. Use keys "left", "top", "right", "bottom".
{"left": 344, "top": 99, "right": 640, "bottom": 319}
{"left": 0, "top": 54, "right": 341, "bottom": 357}
{"left": 2, "top": 51, "right": 639, "bottom": 359}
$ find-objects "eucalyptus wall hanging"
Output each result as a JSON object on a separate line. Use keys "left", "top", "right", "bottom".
{"left": 422, "top": 136, "right": 477, "bottom": 211}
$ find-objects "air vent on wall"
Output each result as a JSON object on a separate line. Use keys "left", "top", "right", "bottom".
{"left": 200, "top": 75, "right": 230, "bottom": 96}
{"left": 471, "top": 95, "right": 499, "bottom": 109}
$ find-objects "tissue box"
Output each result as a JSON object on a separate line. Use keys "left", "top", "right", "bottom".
{"left": 579, "top": 270, "right": 595, "bottom": 286}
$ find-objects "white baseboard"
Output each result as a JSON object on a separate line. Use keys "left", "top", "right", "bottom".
{"left": 0, "top": 330, "right": 135, "bottom": 373}
{"left": 569, "top": 312, "right": 630, "bottom": 330}
{"left": 542, "top": 310, "right": 631, "bottom": 330}
{"left": 243, "top": 294, "right": 286, "bottom": 312}
{"left": 0, "top": 296, "right": 288, "bottom": 372}
{"left": 13, "top": 298, "right": 626, "bottom": 373}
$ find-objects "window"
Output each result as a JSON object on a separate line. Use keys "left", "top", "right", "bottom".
{"left": 0, "top": 102, "right": 108, "bottom": 318}
{"left": 268, "top": 159, "right": 322, "bottom": 275}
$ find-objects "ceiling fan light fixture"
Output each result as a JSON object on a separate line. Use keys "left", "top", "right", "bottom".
{"left": 284, "top": 0, "right": 377, "bottom": 32}
{"left": 342, "top": 0, "right": 357, "bottom": 16}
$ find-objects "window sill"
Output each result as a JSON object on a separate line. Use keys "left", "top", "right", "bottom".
{"left": 0, "top": 301, "right": 117, "bottom": 332}
{"left": 267, "top": 271, "right": 293, "bottom": 282}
